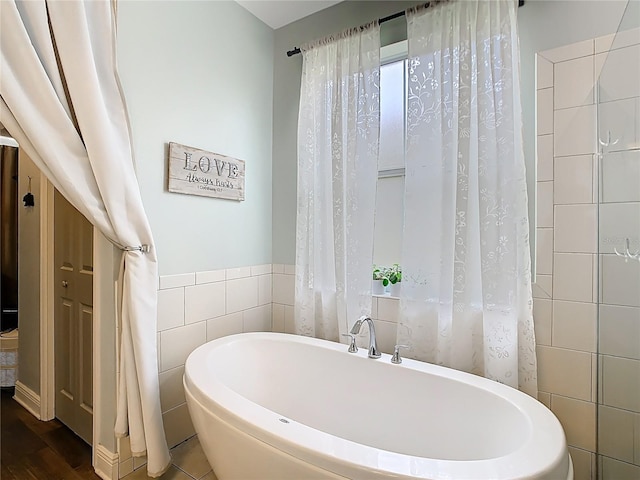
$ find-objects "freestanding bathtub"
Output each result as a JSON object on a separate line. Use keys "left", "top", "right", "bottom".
{"left": 184, "top": 332, "right": 573, "bottom": 480}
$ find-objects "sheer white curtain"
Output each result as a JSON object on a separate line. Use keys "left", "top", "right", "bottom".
{"left": 295, "top": 23, "right": 380, "bottom": 341}
{"left": 397, "top": 0, "right": 537, "bottom": 396}
{"left": 1, "top": 1, "right": 170, "bottom": 476}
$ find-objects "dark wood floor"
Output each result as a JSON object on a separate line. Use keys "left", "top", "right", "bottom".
{"left": 1, "top": 387, "right": 101, "bottom": 479}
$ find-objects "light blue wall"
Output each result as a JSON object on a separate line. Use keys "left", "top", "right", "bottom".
{"left": 117, "top": 1, "right": 274, "bottom": 275}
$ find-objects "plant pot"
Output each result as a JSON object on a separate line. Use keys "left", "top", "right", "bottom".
{"left": 372, "top": 279, "right": 385, "bottom": 295}
{"left": 388, "top": 282, "right": 401, "bottom": 297}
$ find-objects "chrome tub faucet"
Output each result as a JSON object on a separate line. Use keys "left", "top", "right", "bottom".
{"left": 350, "top": 316, "right": 380, "bottom": 359}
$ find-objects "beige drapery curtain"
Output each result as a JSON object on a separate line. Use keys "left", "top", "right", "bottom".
{"left": 0, "top": 1, "right": 171, "bottom": 476}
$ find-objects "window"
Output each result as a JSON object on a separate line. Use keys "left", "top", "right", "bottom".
{"left": 373, "top": 42, "right": 407, "bottom": 267}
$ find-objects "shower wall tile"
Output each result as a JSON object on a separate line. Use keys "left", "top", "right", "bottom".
{"left": 537, "top": 88, "right": 554, "bottom": 135}
{"left": 598, "top": 405, "right": 635, "bottom": 463}
{"left": 185, "top": 281, "right": 226, "bottom": 323}
{"left": 536, "top": 181, "right": 554, "bottom": 228}
{"left": 532, "top": 274, "right": 552, "bottom": 299}
{"left": 284, "top": 305, "right": 295, "bottom": 334}
{"left": 597, "top": 99, "right": 639, "bottom": 153}
{"left": 258, "top": 274, "right": 272, "bottom": 306}
{"left": 598, "top": 203, "right": 640, "bottom": 255}
{"left": 243, "top": 305, "right": 272, "bottom": 333}
{"left": 160, "top": 321, "right": 207, "bottom": 372}
{"left": 601, "top": 457, "right": 640, "bottom": 479}
{"left": 272, "top": 273, "right": 295, "bottom": 305}
{"left": 537, "top": 345, "right": 592, "bottom": 401}
{"left": 601, "top": 356, "right": 640, "bottom": 412}
{"left": 538, "top": 391, "right": 551, "bottom": 409}
{"left": 554, "top": 105, "right": 597, "bottom": 157}
{"left": 195, "top": 269, "right": 225, "bottom": 284}
{"left": 554, "top": 55, "right": 594, "bottom": 109}
{"left": 159, "top": 365, "right": 185, "bottom": 412}
{"left": 567, "top": 447, "right": 594, "bottom": 480}
{"left": 533, "top": 298, "right": 552, "bottom": 346}
{"left": 536, "top": 55, "right": 553, "bottom": 89}
{"left": 600, "top": 151, "right": 640, "bottom": 203}
{"left": 159, "top": 273, "right": 195, "bottom": 290}
{"left": 553, "top": 253, "right": 593, "bottom": 302}
{"left": 598, "top": 45, "right": 640, "bottom": 102}
{"left": 271, "top": 304, "right": 285, "bottom": 333}
{"left": 206, "top": 312, "right": 242, "bottom": 341}
{"left": 599, "top": 305, "right": 640, "bottom": 360}
{"left": 536, "top": 228, "right": 553, "bottom": 275}
{"left": 163, "top": 403, "right": 195, "bottom": 449}
{"left": 251, "top": 264, "right": 272, "bottom": 276}
{"left": 157, "top": 287, "right": 185, "bottom": 331}
{"left": 537, "top": 134, "right": 554, "bottom": 181}
{"left": 540, "top": 38, "right": 593, "bottom": 63}
{"left": 225, "top": 266, "right": 251, "bottom": 280}
{"left": 554, "top": 155, "right": 593, "bottom": 204}
{"left": 601, "top": 255, "right": 640, "bottom": 307}
{"left": 554, "top": 204, "right": 597, "bottom": 253}
{"left": 596, "top": 26, "right": 640, "bottom": 54}
{"left": 551, "top": 394, "right": 596, "bottom": 451}
{"left": 552, "top": 300, "right": 596, "bottom": 352}
{"left": 226, "top": 276, "right": 259, "bottom": 314}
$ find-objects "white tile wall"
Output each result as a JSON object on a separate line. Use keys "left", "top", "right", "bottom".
{"left": 537, "top": 134, "right": 554, "bottom": 182}
{"left": 537, "top": 346, "right": 593, "bottom": 401}
{"left": 533, "top": 298, "right": 552, "bottom": 346}
{"left": 601, "top": 356, "right": 640, "bottom": 412}
{"left": 551, "top": 394, "right": 596, "bottom": 451}
{"left": 540, "top": 39, "right": 593, "bottom": 63}
{"left": 553, "top": 253, "right": 593, "bottom": 302}
{"left": 554, "top": 55, "right": 594, "bottom": 109}
{"left": 554, "top": 105, "right": 597, "bottom": 157}
{"left": 536, "top": 181, "right": 554, "bottom": 228}
{"left": 184, "top": 282, "right": 226, "bottom": 324}
{"left": 598, "top": 405, "right": 635, "bottom": 463}
{"left": 601, "top": 255, "right": 640, "bottom": 307}
{"left": 226, "top": 276, "right": 259, "bottom": 314}
{"left": 599, "top": 305, "right": 640, "bottom": 360}
{"left": 537, "top": 87, "right": 554, "bottom": 136}
{"left": 156, "top": 264, "right": 275, "bottom": 449}
{"left": 157, "top": 288, "right": 184, "bottom": 331}
{"left": 598, "top": 99, "right": 639, "bottom": 154}
{"left": 537, "top": 30, "right": 640, "bottom": 470}
{"left": 598, "top": 44, "right": 640, "bottom": 103}
{"left": 552, "top": 300, "right": 596, "bottom": 352}
{"left": 554, "top": 155, "right": 593, "bottom": 204}
{"left": 600, "top": 151, "right": 640, "bottom": 203}
{"left": 554, "top": 204, "right": 597, "bottom": 253}
{"left": 537, "top": 55, "right": 554, "bottom": 89}
{"left": 160, "top": 321, "right": 207, "bottom": 372}
{"left": 536, "top": 228, "right": 553, "bottom": 275}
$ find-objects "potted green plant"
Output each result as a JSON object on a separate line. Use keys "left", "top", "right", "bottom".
{"left": 372, "top": 265, "right": 386, "bottom": 295}
{"left": 387, "top": 263, "right": 402, "bottom": 297}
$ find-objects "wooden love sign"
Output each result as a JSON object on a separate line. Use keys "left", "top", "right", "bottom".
{"left": 168, "top": 142, "right": 245, "bottom": 201}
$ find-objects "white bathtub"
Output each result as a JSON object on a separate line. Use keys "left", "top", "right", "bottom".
{"left": 184, "top": 332, "right": 573, "bottom": 480}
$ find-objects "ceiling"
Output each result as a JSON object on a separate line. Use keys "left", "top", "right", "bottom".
{"left": 235, "top": 0, "right": 343, "bottom": 29}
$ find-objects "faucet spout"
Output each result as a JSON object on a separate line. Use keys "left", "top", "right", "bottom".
{"left": 350, "top": 316, "right": 381, "bottom": 359}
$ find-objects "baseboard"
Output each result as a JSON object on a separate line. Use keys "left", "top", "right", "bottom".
{"left": 94, "top": 444, "right": 119, "bottom": 480}
{"left": 13, "top": 381, "right": 41, "bottom": 419}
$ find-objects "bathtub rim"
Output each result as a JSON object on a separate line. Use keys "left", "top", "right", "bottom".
{"left": 184, "top": 332, "right": 571, "bottom": 480}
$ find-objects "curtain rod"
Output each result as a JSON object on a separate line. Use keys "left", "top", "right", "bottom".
{"left": 286, "top": 0, "right": 525, "bottom": 57}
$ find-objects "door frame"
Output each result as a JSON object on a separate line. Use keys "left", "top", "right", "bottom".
{"left": 39, "top": 176, "right": 116, "bottom": 477}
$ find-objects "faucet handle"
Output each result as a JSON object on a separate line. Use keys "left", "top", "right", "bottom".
{"left": 341, "top": 333, "right": 358, "bottom": 353}
{"left": 391, "top": 344, "right": 409, "bottom": 364}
